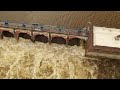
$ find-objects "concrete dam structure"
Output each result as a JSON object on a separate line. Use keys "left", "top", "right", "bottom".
{"left": 0, "top": 21, "right": 88, "bottom": 47}
{"left": 1, "top": 21, "right": 120, "bottom": 60}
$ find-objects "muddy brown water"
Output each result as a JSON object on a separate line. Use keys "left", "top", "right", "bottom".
{"left": 0, "top": 11, "right": 120, "bottom": 29}
{"left": 0, "top": 11, "right": 120, "bottom": 79}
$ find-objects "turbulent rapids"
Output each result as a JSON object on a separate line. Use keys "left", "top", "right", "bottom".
{"left": 0, "top": 37, "right": 120, "bottom": 79}
{"left": 0, "top": 37, "right": 93, "bottom": 79}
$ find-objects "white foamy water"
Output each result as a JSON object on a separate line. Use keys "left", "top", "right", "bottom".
{"left": 0, "top": 37, "right": 120, "bottom": 79}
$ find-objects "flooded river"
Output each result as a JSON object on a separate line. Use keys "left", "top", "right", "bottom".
{"left": 0, "top": 11, "right": 120, "bottom": 29}
{"left": 0, "top": 37, "right": 120, "bottom": 79}
{"left": 0, "top": 11, "right": 120, "bottom": 79}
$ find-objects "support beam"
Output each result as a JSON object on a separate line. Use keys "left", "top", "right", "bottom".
{"left": 31, "top": 31, "right": 35, "bottom": 42}
{"left": 80, "top": 39, "right": 85, "bottom": 48}
{"left": 0, "top": 31, "right": 3, "bottom": 39}
{"left": 66, "top": 34, "right": 69, "bottom": 46}
{"left": 48, "top": 32, "right": 51, "bottom": 44}
{"left": 14, "top": 31, "right": 19, "bottom": 41}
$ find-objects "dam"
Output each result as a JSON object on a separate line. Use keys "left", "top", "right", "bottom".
{"left": 0, "top": 11, "right": 120, "bottom": 79}
{"left": 0, "top": 21, "right": 88, "bottom": 47}
{"left": 0, "top": 21, "right": 120, "bottom": 60}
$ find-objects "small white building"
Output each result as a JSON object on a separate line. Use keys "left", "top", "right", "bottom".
{"left": 86, "top": 26, "right": 120, "bottom": 59}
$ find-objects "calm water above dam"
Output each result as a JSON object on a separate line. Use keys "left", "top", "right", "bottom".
{"left": 0, "top": 11, "right": 120, "bottom": 29}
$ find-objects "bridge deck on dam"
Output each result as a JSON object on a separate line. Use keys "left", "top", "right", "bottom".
{"left": 0, "top": 22, "right": 89, "bottom": 46}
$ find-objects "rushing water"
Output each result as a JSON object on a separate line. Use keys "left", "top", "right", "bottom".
{"left": 0, "top": 11, "right": 120, "bottom": 79}
{"left": 0, "top": 37, "right": 120, "bottom": 79}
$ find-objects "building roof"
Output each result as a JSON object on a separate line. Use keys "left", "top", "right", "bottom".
{"left": 93, "top": 26, "right": 120, "bottom": 48}
{"left": 86, "top": 26, "right": 120, "bottom": 60}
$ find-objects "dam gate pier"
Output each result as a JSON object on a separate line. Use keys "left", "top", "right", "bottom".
{"left": 0, "top": 21, "right": 88, "bottom": 47}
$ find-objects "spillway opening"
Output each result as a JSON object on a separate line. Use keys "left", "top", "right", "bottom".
{"left": 19, "top": 33, "right": 31, "bottom": 39}
{"left": 51, "top": 37, "right": 66, "bottom": 45}
{"left": 34, "top": 34, "right": 48, "bottom": 43}
{"left": 68, "top": 38, "right": 80, "bottom": 46}
{"left": 2, "top": 31, "right": 14, "bottom": 38}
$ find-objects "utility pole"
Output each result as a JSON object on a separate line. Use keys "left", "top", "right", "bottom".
{"left": 88, "top": 21, "right": 92, "bottom": 33}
